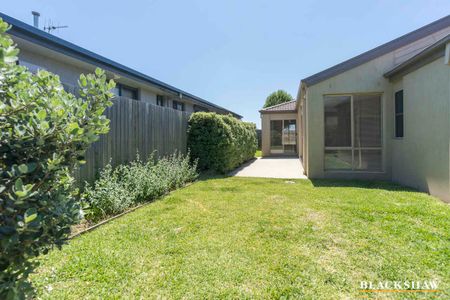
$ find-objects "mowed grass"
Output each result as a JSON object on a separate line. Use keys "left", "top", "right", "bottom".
{"left": 32, "top": 177, "right": 450, "bottom": 299}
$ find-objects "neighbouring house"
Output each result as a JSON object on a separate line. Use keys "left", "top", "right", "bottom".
{"left": 1, "top": 12, "right": 242, "bottom": 183}
{"left": 260, "top": 15, "right": 450, "bottom": 202}
{"left": 0, "top": 12, "right": 241, "bottom": 118}
{"left": 260, "top": 100, "right": 298, "bottom": 155}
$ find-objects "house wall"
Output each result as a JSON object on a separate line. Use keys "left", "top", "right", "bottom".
{"left": 303, "top": 53, "right": 394, "bottom": 180}
{"left": 301, "top": 25, "right": 450, "bottom": 182}
{"left": 16, "top": 42, "right": 223, "bottom": 117}
{"left": 19, "top": 48, "right": 90, "bottom": 89}
{"left": 300, "top": 29, "right": 450, "bottom": 201}
{"left": 261, "top": 112, "right": 298, "bottom": 157}
{"left": 390, "top": 58, "right": 450, "bottom": 202}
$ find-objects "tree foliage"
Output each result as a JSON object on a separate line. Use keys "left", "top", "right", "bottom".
{"left": 0, "top": 18, "right": 115, "bottom": 299}
{"left": 263, "top": 90, "right": 293, "bottom": 108}
{"left": 187, "top": 112, "right": 257, "bottom": 173}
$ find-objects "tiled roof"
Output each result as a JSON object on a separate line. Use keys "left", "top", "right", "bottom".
{"left": 260, "top": 100, "right": 297, "bottom": 113}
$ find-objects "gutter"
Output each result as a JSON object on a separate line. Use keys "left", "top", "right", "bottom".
{"left": 259, "top": 110, "right": 297, "bottom": 114}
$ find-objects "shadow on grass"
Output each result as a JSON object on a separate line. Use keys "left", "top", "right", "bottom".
{"left": 195, "top": 161, "right": 423, "bottom": 195}
{"left": 196, "top": 171, "right": 230, "bottom": 181}
{"left": 197, "top": 170, "right": 420, "bottom": 194}
{"left": 310, "top": 178, "right": 418, "bottom": 193}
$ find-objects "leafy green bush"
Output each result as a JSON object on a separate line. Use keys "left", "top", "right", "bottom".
{"left": 187, "top": 112, "right": 257, "bottom": 173}
{"left": 0, "top": 19, "right": 114, "bottom": 298}
{"left": 83, "top": 152, "right": 198, "bottom": 223}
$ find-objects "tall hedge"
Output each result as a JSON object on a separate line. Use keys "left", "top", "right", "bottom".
{"left": 187, "top": 112, "right": 257, "bottom": 173}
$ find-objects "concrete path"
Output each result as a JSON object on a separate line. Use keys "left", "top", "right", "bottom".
{"left": 230, "top": 157, "right": 307, "bottom": 179}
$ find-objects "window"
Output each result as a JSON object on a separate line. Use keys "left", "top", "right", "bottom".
{"left": 173, "top": 100, "right": 185, "bottom": 111}
{"left": 194, "top": 105, "right": 209, "bottom": 112}
{"left": 113, "top": 83, "right": 138, "bottom": 100}
{"left": 156, "top": 95, "right": 165, "bottom": 106}
{"left": 394, "top": 90, "right": 404, "bottom": 138}
{"left": 283, "top": 120, "right": 296, "bottom": 153}
{"left": 270, "top": 120, "right": 297, "bottom": 154}
{"left": 324, "top": 94, "right": 382, "bottom": 171}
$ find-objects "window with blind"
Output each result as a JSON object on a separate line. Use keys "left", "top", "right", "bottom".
{"left": 324, "top": 94, "right": 382, "bottom": 171}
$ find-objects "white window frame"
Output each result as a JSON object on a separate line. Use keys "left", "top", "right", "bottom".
{"left": 324, "top": 93, "right": 383, "bottom": 172}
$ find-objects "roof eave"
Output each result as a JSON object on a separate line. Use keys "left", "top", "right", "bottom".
{"left": 259, "top": 100, "right": 297, "bottom": 111}
{"left": 384, "top": 34, "right": 450, "bottom": 79}
{"left": 259, "top": 110, "right": 297, "bottom": 114}
{"left": 301, "top": 15, "right": 450, "bottom": 86}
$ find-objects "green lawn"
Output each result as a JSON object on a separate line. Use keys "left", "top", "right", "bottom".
{"left": 32, "top": 177, "right": 450, "bottom": 299}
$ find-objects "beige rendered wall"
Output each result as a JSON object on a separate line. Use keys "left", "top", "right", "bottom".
{"left": 300, "top": 45, "right": 450, "bottom": 201}
{"left": 300, "top": 25, "right": 450, "bottom": 180}
{"left": 302, "top": 52, "right": 395, "bottom": 180}
{"left": 391, "top": 58, "right": 450, "bottom": 202}
{"left": 261, "top": 112, "right": 298, "bottom": 157}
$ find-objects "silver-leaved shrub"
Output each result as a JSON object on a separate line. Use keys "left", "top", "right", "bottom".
{"left": 83, "top": 152, "right": 198, "bottom": 223}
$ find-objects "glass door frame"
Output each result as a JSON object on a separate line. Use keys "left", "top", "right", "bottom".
{"left": 270, "top": 119, "right": 297, "bottom": 154}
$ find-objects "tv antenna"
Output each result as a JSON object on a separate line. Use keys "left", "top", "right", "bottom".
{"left": 31, "top": 12, "right": 68, "bottom": 34}
{"left": 44, "top": 23, "right": 68, "bottom": 34}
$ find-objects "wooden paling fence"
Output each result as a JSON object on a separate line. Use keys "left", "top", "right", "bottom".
{"left": 74, "top": 97, "right": 189, "bottom": 183}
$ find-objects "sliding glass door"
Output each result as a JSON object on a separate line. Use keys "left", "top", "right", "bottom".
{"left": 283, "top": 120, "right": 297, "bottom": 154}
{"left": 270, "top": 120, "right": 283, "bottom": 152}
{"left": 270, "top": 119, "right": 297, "bottom": 154}
{"left": 324, "top": 94, "right": 382, "bottom": 171}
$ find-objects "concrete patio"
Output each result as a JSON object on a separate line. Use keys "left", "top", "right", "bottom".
{"left": 230, "top": 157, "right": 307, "bottom": 179}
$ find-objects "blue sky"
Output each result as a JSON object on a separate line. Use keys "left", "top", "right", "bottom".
{"left": 2, "top": 1, "right": 450, "bottom": 127}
